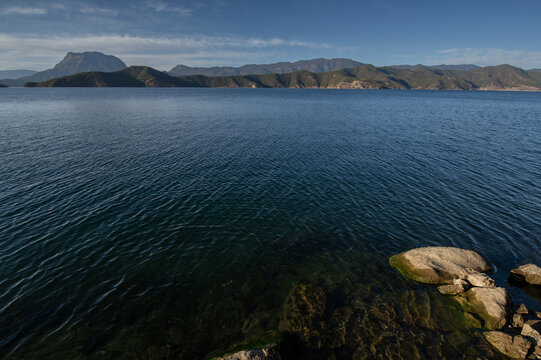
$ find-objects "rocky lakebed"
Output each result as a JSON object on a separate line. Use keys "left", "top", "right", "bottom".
{"left": 218, "top": 247, "right": 541, "bottom": 360}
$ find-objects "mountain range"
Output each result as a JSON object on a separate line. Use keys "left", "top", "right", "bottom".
{"left": 0, "top": 52, "right": 127, "bottom": 87}
{"left": 168, "top": 58, "right": 365, "bottom": 76}
{"left": 25, "top": 63, "right": 541, "bottom": 91}
{"left": 2, "top": 51, "right": 541, "bottom": 91}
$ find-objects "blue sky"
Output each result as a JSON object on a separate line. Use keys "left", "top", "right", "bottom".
{"left": 1, "top": 0, "right": 540, "bottom": 71}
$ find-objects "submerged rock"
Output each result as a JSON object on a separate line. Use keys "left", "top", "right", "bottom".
{"left": 455, "top": 287, "right": 511, "bottom": 330}
{"left": 510, "top": 264, "right": 541, "bottom": 286}
{"left": 483, "top": 331, "right": 532, "bottom": 359}
{"left": 389, "top": 247, "right": 492, "bottom": 284}
{"left": 219, "top": 345, "right": 281, "bottom": 360}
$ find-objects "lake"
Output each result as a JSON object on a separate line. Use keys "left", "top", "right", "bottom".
{"left": 1, "top": 88, "right": 540, "bottom": 359}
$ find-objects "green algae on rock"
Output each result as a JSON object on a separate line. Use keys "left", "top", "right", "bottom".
{"left": 454, "top": 287, "right": 511, "bottom": 330}
{"left": 389, "top": 247, "right": 492, "bottom": 284}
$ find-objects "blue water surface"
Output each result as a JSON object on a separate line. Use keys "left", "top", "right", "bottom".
{"left": 0, "top": 88, "right": 540, "bottom": 359}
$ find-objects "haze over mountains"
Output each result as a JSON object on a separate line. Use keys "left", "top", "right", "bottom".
{"left": 0, "top": 70, "right": 37, "bottom": 79}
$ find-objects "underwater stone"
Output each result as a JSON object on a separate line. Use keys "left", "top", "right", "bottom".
{"left": 389, "top": 247, "right": 492, "bottom": 284}
{"left": 219, "top": 345, "right": 281, "bottom": 360}
{"left": 483, "top": 331, "right": 532, "bottom": 359}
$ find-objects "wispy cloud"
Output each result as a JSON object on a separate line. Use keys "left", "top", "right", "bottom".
{"left": 0, "top": 33, "right": 332, "bottom": 70}
{"left": 144, "top": 1, "right": 193, "bottom": 16}
{"left": 1, "top": 7, "right": 47, "bottom": 15}
{"left": 428, "top": 48, "right": 541, "bottom": 68}
{"left": 80, "top": 6, "right": 118, "bottom": 15}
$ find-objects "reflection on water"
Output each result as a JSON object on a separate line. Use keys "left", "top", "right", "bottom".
{"left": 0, "top": 88, "right": 540, "bottom": 359}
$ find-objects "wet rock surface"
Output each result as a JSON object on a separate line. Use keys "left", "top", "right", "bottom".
{"left": 390, "top": 248, "right": 541, "bottom": 360}
{"left": 455, "top": 287, "right": 511, "bottom": 330}
{"left": 389, "top": 247, "right": 492, "bottom": 284}
{"left": 511, "top": 264, "right": 541, "bottom": 286}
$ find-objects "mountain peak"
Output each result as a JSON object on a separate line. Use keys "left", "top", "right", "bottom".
{"left": 53, "top": 52, "right": 127, "bottom": 73}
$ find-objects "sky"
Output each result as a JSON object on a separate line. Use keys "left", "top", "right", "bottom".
{"left": 0, "top": 0, "right": 540, "bottom": 71}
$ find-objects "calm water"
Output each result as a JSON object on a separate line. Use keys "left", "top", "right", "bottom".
{"left": 0, "top": 88, "right": 540, "bottom": 359}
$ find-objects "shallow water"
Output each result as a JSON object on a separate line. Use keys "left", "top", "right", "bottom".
{"left": 0, "top": 88, "right": 540, "bottom": 359}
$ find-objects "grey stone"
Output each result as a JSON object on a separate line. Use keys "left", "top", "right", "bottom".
{"left": 455, "top": 287, "right": 511, "bottom": 330}
{"left": 513, "top": 313, "right": 528, "bottom": 328}
{"left": 438, "top": 283, "right": 467, "bottom": 295}
{"left": 461, "top": 269, "right": 495, "bottom": 288}
{"left": 389, "top": 247, "right": 492, "bottom": 284}
{"left": 511, "top": 264, "right": 541, "bottom": 286}
{"left": 522, "top": 321, "right": 541, "bottom": 345}
{"left": 483, "top": 331, "right": 532, "bottom": 359}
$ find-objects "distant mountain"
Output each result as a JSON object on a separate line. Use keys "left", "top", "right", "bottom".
{"left": 0, "top": 83, "right": 6, "bottom": 87}
{"left": 168, "top": 58, "right": 364, "bottom": 76}
{"left": 529, "top": 68, "right": 541, "bottom": 72}
{"left": 0, "top": 70, "right": 37, "bottom": 79}
{"left": 1, "top": 52, "right": 127, "bottom": 86}
{"left": 26, "top": 64, "right": 541, "bottom": 91}
{"left": 390, "top": 64, "right": 481, "bottom": 71}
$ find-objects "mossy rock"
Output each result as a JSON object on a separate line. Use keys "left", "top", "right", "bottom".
{"left": 389, "top": 247, "right": 492, "bottom": 284}
{"left": 454, "top": 287, "right": 511, "bottom": 330}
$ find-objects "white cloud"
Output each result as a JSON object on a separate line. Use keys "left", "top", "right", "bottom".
{"left": 0, "top": 33, "right": 332, "bottom": 70}
{"left": 427, "top": 48, "right": 541, "bottom": 69}
{"left": 144, "top": 1, "right": 193, "bottom": 16}
{"left": 1, "top": 7, "right": 47, "bottom": 15}
{"left": 80, "top": 6, "right": 118, "bottom": 15}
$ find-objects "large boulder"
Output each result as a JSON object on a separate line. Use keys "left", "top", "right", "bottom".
{"left": 483, "top": 331, "right": 532, "bottom": 359}
{"left": 455, "top": 287, "right": 511, "bottom": 330}
{"left": 510, "top": 264, "right": 541, "bottom": 286}
{"left": 219, "top": 346, "right": 281, "bottom": 360}
{"left": 389, "top": 247, "right": 492, "bottom": 284}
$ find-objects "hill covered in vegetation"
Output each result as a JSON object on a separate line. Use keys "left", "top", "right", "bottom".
{"left": 25, "top": 64, "right": 541, "bottom": 91}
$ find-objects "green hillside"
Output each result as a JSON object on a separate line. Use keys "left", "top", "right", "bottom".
{"left": 25, "top": 64, "right": 541, "bottom": 91}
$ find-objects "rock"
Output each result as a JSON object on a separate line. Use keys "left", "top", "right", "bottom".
{"left": 531, "top": 345, "right": 541, "bottom": 359}
{"left": 455, "top": 287, "right": 511, "bottom": 330}
{"left": 220, "top": 345, "right": 281, "bottom": 360}
{"left": 513, "top": 313, "right": 528, "bottom": 328}
{"left": 522, "top": 321, "right": 541, "bottom": 345}
{"left": 511, "top": 264, "right": 541, "bottom": 286}
{"left": 460, "top": 268, "right": 495, "bottom": 288}
{"left": 389, "top": 247, "right": 492, "bottom": 284}
{"left": 483, "top": 331, "right": 532, "bottom": 359}
{"left": 438, "top": 283, "right": 467, "bottom": 295}
{"left": 517, "top": 304, "right": 529, "bottom": 314}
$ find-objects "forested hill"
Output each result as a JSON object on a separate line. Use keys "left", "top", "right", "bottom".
{"left": 25, "top": 64, "right": 541, "bottom": 91}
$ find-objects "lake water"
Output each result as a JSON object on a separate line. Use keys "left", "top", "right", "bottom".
{"left": 1, "top": 88, "right": 540, "bottom": 359}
